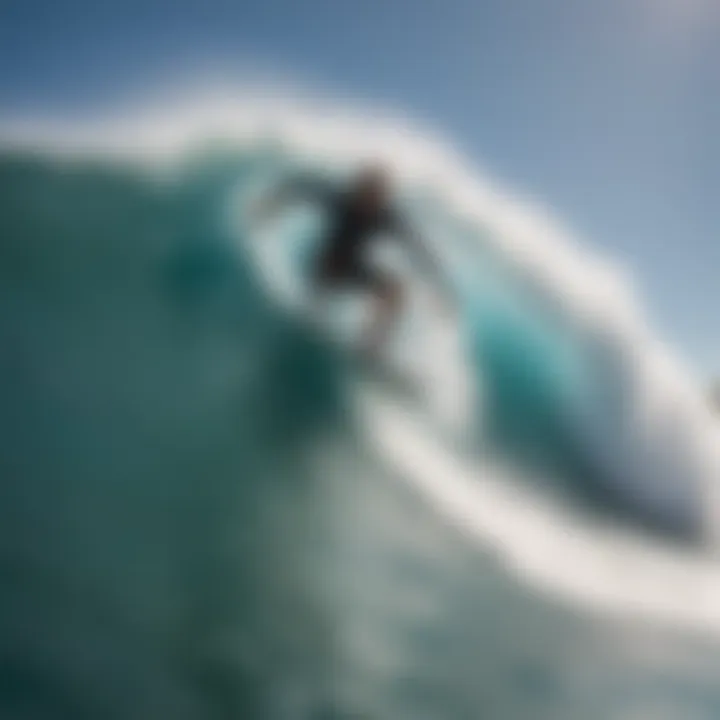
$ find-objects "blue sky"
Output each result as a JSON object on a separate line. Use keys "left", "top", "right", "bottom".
{"left": 1, "top": 0, "right": 718, "bottom": 373}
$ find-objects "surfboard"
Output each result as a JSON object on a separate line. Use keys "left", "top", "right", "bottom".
{"left": 295, "top": 310, "right": 424, "bottom": 403}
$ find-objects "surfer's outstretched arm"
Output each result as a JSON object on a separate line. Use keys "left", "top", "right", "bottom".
{"left": 253, "top": 173, "right": 334, "bottom": 223}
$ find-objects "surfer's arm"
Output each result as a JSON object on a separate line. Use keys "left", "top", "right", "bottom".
{"left": 253, "top": 174, "right": 333, "bottom": 223}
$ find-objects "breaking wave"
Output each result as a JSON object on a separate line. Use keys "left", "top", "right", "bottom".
{"left": 3, "top": 91, "right": 720, "bottom": 719}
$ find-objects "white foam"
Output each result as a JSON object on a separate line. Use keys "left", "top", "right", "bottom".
{"left": 360, "top": 392, "right": 720, "bottom": 636}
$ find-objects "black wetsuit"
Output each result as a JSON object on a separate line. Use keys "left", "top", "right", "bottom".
{"left": 274, "top": 175, "right": 435, "bottom": 293}
{"left": 316, "top": 194, "right": 407, "bottom": 291}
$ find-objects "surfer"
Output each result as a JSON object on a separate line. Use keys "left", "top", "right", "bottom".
{"left": 254, "top": 163, "right": 454, "bottom": 357}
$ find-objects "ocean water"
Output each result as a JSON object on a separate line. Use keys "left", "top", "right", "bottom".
{"left": 2, "top": 97, "right": 720, "bottom": 719}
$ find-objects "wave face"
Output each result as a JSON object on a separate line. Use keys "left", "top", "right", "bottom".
{"left": 3, "top": 97, "right": 720, "bottom": 719}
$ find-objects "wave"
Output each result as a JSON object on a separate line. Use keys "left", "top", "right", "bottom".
{"left": 3, "top": 90, "right": 720, "bottom": 718}
{"left": 10, "top": 92, "right": 716, "bottom": 529}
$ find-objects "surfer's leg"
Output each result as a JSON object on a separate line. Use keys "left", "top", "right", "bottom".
{"left": 359, "top": 271, "right": 402, "bottom": 357}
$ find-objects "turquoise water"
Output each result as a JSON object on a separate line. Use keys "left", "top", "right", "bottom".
{"left": 2, "top": 135, "right": 720, "bottom": 719}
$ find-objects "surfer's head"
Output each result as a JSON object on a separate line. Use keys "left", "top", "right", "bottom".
{"left": 352, "top": 163, "right": 391, "bottom": 212}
